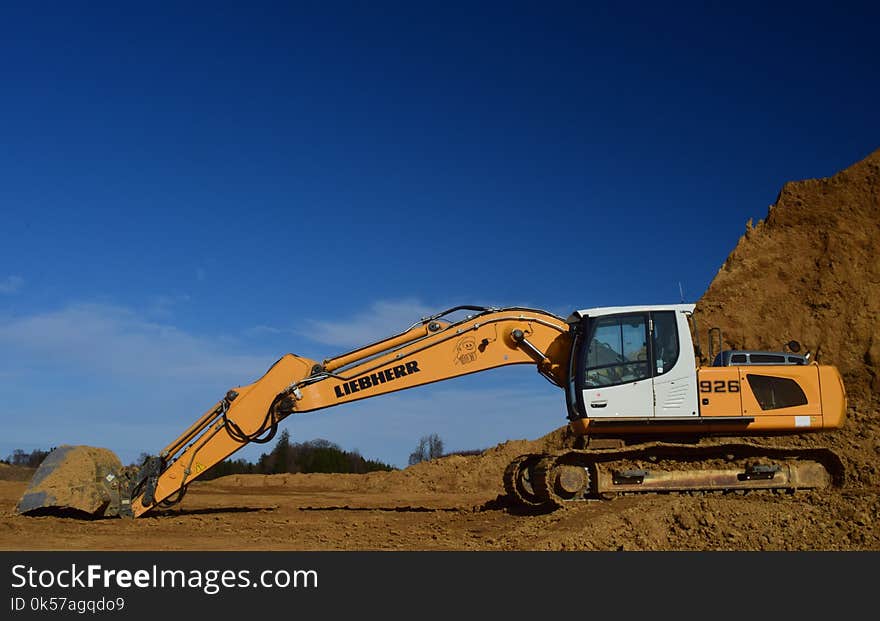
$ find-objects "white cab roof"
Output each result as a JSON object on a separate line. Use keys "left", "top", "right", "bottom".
{"left": 567, "top": 303, "right": 695, "bottom": 323}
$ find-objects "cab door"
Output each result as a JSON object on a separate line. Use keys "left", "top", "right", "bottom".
{"left": 650, "top": 310, "right": 699, "bottom": 418}
{"left": 579, "top": 313, "right": 654, "bottom": 418}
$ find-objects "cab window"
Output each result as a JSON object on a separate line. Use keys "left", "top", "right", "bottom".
{"left": 584, "top": 314, "right": 650, "bottom": 387}
{"left": 651, "top": 311, "right": 679, "bottom": 376}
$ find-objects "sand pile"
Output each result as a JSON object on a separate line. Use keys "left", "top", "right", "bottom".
{"left": 217, "top": 426, "right": 578, "bottom": 495}
{"left": 694, "top": 148, "right": 880, "bottom": 397}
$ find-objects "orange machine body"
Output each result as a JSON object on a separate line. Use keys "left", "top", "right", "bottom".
{"left": 568, "top": 363, "right": 846, "bottom": 436}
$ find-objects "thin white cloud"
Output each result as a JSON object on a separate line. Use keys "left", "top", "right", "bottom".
{"left": 0, "top": 275, "right": 24, "bottom": 294}
{"left": 0, "top": 302, "right": 294, "bottom": 463}
{"left": 298, "top": 299, "right": 574, "bottom": 350}
{"left": 301, "top": 299, "right": 435, "bottom": 348}
{"left": 146, "top": 293, "right": 191, "bottom": 318}
{"left": 0, "top": 302, "right": 272, "bottom": 381}
{"left": 244, "top": 324, "right": 286, "bottom": 337}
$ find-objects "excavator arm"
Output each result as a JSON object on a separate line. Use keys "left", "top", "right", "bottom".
{"left": 129, "top": 306, "right": 571, "bottom": 517}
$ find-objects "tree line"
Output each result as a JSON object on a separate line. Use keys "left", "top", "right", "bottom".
{"left": 200, "top": 429, "right": 396, "bottom": 479}
{"left": 2, "top": 448, "right": 51, "bottom": 468}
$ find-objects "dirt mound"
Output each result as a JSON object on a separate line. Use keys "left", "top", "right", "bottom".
{"left": 694, "top": 147, "right": 880, "bottom": 397}
{"left": 378, "top": 424, "right": 577, "bottom": 494}
{"left": 214, "top": 425, "right": 580, "bottom": 496}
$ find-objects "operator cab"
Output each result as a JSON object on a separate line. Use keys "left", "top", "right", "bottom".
{"left": 565, "top": 304, "right": 698, "bottom": 422}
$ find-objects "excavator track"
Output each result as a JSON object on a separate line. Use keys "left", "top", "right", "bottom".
{"left": 502, "top": 454, "right": 545, "bottom": 508}
{"left": 506, "top": 441, "right": 845, "bottom": 510}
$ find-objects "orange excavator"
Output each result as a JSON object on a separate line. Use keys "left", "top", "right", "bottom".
{"left": 17, "top": 303, "right": 847, "bottom": 517}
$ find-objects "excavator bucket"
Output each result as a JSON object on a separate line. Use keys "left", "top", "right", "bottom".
{"left": 16, "top": 445, "right": 126, "bottom": 518}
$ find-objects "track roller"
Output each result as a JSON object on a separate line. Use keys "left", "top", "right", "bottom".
{"left": 503, "top": 454, "right": 547, "bottom": 508}
{"left": 532, "top": 454, "right": 591, "bottom": 508}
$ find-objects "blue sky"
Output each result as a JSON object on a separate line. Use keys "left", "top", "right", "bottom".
{"left": 1, "top": 2, "right": 878, "bottom": 468}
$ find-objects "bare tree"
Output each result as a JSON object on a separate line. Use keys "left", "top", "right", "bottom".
{"left": 408, "top": 433, "right": 444, "bottom": 465}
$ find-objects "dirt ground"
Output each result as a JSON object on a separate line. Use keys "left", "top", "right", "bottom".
{"left": 1, "top": 148, "right": 878, "bottom": 551}
{"left": 1, "top": 397, "right": 878, "bottom": 551}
